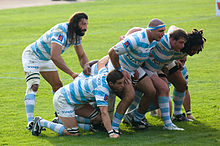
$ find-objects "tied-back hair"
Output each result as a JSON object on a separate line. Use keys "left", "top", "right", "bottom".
{"left": 183, "top": 29, "right": 206, "bottom": 54}
{"left": 170, "top": 29, "right": 188, "bottom": 41}
{"left": 68, "top": 12, "right": 88, "bottom": 44}
{"left": 107, "top": 70, "right": 124, "bottom": 84}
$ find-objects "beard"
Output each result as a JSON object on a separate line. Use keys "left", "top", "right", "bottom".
{"left": 75, "top": 26, "right": 86, "bottom": 36}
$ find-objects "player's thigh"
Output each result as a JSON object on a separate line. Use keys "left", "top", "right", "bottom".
{"left": 53, "top": 88, "right": 77, "bottom": 127}
{"left": 40, "top": 71, "right": 63, "bottom": 91}
{"left": 75, "top": 104, "right": 96, "bottom": 118}
{"left": 150, "top": 74, "right": 169, "bottom": 96}
{"left": 136, "top": 76, "right": 156, "bottom": 96}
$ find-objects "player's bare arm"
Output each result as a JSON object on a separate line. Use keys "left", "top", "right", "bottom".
{"left": 51, "top": 42, "right": 78, "bottom": 79}
{"left": 74, "top": 44, "right": 91, "bottom": 75}
{"left": 99, "top": 106, "right": 119, "bottom": 138}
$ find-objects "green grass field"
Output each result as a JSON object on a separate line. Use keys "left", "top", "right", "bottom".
{"left": 0, "top": 0, "right": 220, "bottom": 145}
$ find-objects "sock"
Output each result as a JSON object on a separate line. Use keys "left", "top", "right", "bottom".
{"left": 158, "top": 96, "right": 172, "bottom": 127}
{"left": 78, "top": 123, "right": 90, "bottom": 131}
{"left": 173, "top": 90, "right": 185, "bottom": 115}
{"left": 76, "top": 115, "right": 91, "bottom": 124}
{"left": 39, "top": 119, "right": 65, "bottom": 135}
{"left": 133, "top": 109, "right": 145, "bottom": 122}
{"left": 127, "top": 90, "right": 142, "bottom": 113}
{"left": 24, "top": 94, "right": 35, "bottom": 124}
{"left": 112, "top": 112, "right": 123, "bottom": 131}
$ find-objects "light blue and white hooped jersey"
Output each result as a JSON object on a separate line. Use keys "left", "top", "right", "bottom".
{"left": 31, "top": 22, "right": 81, "bottom": 61}
{"left": 61, "top": 67, "right": 110, "bottom": 106}
{"left": 113, "top": 29, "right": 155, "bottom": 74}
{"left": 144, "top": 34, "right": 186, "bottom": 72}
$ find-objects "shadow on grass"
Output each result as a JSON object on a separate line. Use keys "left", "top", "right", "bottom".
{"left": 35, "top": 116, "right": 220, "bottom": 145}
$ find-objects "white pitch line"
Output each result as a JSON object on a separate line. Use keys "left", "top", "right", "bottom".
{"left": 0, "top": 76, "right": 72, "bottom": 81}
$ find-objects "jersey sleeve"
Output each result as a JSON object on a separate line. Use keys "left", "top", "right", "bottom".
{"left": 92, "top": 75, "right": 110, "bottom": 107}
{"left": 51, "top": 30, "right": 67, "bottom": 46}
{"left": 113, "top": 34, "right": 137, "bottom": 55}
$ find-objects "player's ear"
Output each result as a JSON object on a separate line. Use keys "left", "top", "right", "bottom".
{"left": 108, "top": 81, "right": 114, "bottom": 87}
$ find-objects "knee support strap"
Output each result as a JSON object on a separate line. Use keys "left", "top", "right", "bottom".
{"left": 88, "top": 108, "right": 100, "bottom": 120}
{"left": 25, "top": 72, "right": 40, "bottom": 95}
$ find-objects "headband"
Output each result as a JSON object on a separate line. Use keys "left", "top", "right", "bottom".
{"left": 147, "top": 24, "right": 165, "bottom": 30}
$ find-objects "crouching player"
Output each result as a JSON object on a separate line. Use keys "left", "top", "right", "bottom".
{"left": 30, "top": 56, "right": 125, "bottom": 138}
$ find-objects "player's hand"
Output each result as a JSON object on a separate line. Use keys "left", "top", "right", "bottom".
{"left": 161, "top": 66, "right": 169, "bottom": 75}
{"left": 122, "top": 70, "right": 131, "bottom": 84}
{"left": 174, "top": 60, "right": 184, "bottom": 71}
{"left": 109, "top": 133, "right": 120, "bottom": 138}
{"left": 83, "top": 63, "right": 91, "bottom": 75}
{"left": 120, "top": 35, "right": 125, "bottom": 41}
{"left": 71, "top": 73, "right": 79, "bottom": 79}
{"left": 187, "top": 114, "right": 195, "bottom": 120}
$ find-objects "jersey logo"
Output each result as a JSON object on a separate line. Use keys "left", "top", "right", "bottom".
{"left": 124, "top": 41, "right": 130, "bottom": 48}
{"left": 58, "top": 34, "right": 64, "bottom": 42}
{"left": 104, "top": 94, "right": 108, "bottom": 101}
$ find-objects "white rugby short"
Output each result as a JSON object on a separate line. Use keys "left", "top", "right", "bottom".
{"left": 138, "top": 61, "right": 177, "bottom": 78}
{"left": 22, "top": 43, "right": 57, "bottom": 73}
{"left": 53, "top": 88, "right": 76, "bottom": 117}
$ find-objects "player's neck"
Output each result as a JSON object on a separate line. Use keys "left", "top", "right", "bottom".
{"left": 146, "top": 30, "right": 153, "bottom": 43}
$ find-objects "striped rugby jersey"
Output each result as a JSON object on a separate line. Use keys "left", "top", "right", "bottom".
{"left": 144, "top": 34, "right": 186, "bottom": 72}
{"left": 113, "top": 29, "right": 156, "bottom": 74}
{"left": 31, "top": 23, "right": 81, "bottom": 61}
{"left": 61, "top": 67, "right": 110, "bottom": 106}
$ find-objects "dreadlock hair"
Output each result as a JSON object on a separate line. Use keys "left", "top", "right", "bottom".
{"left": 68, "top": 12, "right": 88, "bottom": 44}
{"left": 182, "top": 29, "right": 206, "bottom": 55}
{"left": 106, "top": 70, "right": 124, "bottom": 84}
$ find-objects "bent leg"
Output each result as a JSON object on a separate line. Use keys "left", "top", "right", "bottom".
{"left": 24, "top": 72, "right": 40, "bottom": 128}
{"left": 112, "top": 83, "right": 135, "bottom": 131}
{"left": 40, "top": 71, "right": 63, "bottom": 92}
{"left": 167, "top": 70, "right": 186, "bottom": 116}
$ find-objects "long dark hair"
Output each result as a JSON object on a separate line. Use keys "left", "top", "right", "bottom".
{"left": 68, "top": 12, "right": 88, "bottom": 44}
{"left": 182, "top": 29, "right": 206, "bottom": 55}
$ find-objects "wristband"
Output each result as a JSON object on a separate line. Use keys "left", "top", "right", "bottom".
{"left": 108, "top": 130, "right": 114, "bottom": 136}
{"left": 186, "top": 110, "right": 191, "bottom": 116}
{"left": 117, "top": 67, "right": 123, "bottom": 73}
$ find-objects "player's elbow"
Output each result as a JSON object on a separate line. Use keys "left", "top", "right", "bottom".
{"left": 108, "top": 48, "right": 117, "bottom": 59}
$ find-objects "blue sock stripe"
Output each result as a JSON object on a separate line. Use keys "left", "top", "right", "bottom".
{"left": 50, "top": 123, "right": 57, "bottom": 131}
{"left": 25, "top": 94, "right": 36, "bottom": 100}
{"left": 147, "top": 103, "right": 157, "bottom": 112}
{"left": 112, "top": 122, "right": 120, "bottom": 127}
{"left": 134, "top": 110, "right": 144, "bottom": 118}
{"left": 76, "top": 116, "right": 90, "bottom": 124}
{"left": 58, "top": 125, "right": 66, "bottom": 135}
{"left": 129, "top": 104, "right": 137, "bottom": 111}
{"left": 174, "top": 100, "right": 183, "bottom": 105}
{"left": 158, "top": 96, "right": 169, "bottom": 103}
{"left": 114, "top": 112, "right": 123, "bottom": 120}
{"left": 28, "top": 117, "right": 34, "bottom": 122}
{"left": 173, "top": 90, "right": 185, "bottom": 97}
{"left": 78, "top": 123, "right": 90, "bottom": 131}
{"left": 160, "top": 107, "right": 169, "bottom": 113}
{"left": 26, "top": 105, "right": 35, "bottom": 113}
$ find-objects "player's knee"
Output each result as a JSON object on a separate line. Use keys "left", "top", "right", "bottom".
{"left": 25, "top": 72, "right": 40, "bottom": 95}
{"left": 31, "top": 84, "right": 39, "bottom": 92}
{"left": 52, "top": 80, "right": 63, "bottom": 92}
{"left": 158, "top": 85, "right": 169, "bottom": 96}
{"left": 175, "top": 80, "right": 187, "bottom": 92}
